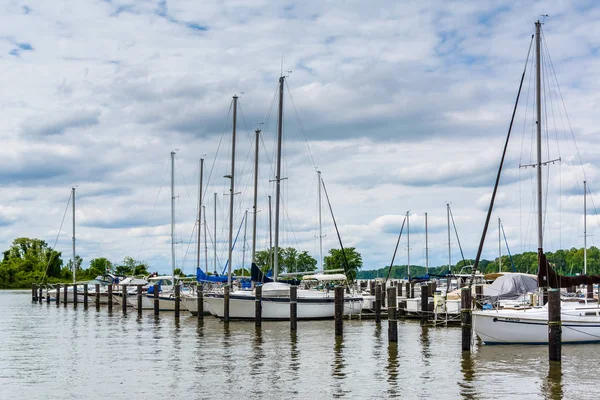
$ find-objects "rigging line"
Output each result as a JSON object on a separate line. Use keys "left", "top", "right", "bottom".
{"left": 541, "top": 42, "right": 552, "bottom": 248}
{"left": 41, "top": 192, "right": 72, "bottom": 282}
{"left": 384, "top": 214, "right": 407, "bottom": 284}
{"left": 469, "top": 33, "right": 534, "bottom": 289}
{"left": 180, "top": 221, "right": 197, "bottom": 274}
{"left": 137, "top": 155, "right": 170, "bottom": 262}
{"left": 449, "top": 206, "right": 469, "bottom": 267}
{"left": 500, "top": 221, "right": 516, "bottom": 272}
{"left": 201, "top": 99, "right": 233, "bottom": 203}
{"left": 285, "top": 80, "right": 318, "bottom": 171}
{"left": 321, "top": 177, "right": 350, "bottom": 279}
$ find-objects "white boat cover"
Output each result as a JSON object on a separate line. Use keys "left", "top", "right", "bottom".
{"left": 483, "top": 273, "right": 538, "bottom": 302}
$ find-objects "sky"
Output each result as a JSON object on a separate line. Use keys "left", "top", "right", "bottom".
{"left": 2, "top": 0, "right": 600, "bottom": 275}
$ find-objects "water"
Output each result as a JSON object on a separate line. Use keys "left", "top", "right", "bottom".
{"left": 0, "top": 291, "right": 594, "bottom": 399}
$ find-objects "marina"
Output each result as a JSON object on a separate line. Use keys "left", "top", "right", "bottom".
{"left": 2, "top": 289, "right": 589, "bottom": 399}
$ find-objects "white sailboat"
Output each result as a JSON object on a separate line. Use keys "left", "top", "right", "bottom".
{"left": 473, "top": 21, "right": 600, "bottom": 345}
{"left": 205, "top": 78, "right": 363, "bottom": 320}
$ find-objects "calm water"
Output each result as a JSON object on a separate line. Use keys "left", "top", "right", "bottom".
{"left": 0, "top": 290, "right": 594, "bottom": 399}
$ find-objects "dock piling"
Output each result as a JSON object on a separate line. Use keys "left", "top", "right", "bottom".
{"left": 95, "top": 284, "right": 100, "bottom": 309}
{"left": 375, "top": 283, "right": 382, "bottom": 324}
{"left": 421, "top": 284, "right": 429, "bottom": 326}
{"left": 38, "top": 286, "right": 43, "bottom": 304}
{"left": 46, "top": 286, "right": 50, "bottom": 303}
{"left": 83, "top": 284, "right": 88, "bottom": 308}
{"left": 475, "top": 285, "right": 483, "bottom": 310}
{"left": 137, "top": 285, "right": 142, "bottom": 315}
{"left": 397, "top": 281, "right": 402, "bottom": 297}
{"left": 122, "top": 285, "right": 127, "bottom": 313}
{"left": 255, "top": 284, "right": 262, "bottom": 328}
{"left": 334, "top": 285, "right": 344, "bottom": 336}
{"left": 197, "top": 284, "right": 204, "bottom": 319}
{"left": 174, "top": 284, "right": 180, "bottom": 319}
{"left": 56, "top": 284, "right": 61, "bottom": 306}
{"left": 290, "top": 285, "right": 298, "bottom": 331}
{"left": 107, "top": 284, "right": 113, "bottom": 312}
{"left": 73, "top": 284, "right": 78, "bottom": 306}
{"left": 381, "top": 281, "right": 387, "bottom": 308}
{"left": 388, "top": 286, "right": 398, "bottom": 342}
{"left": 153, "top": 285, "right": 159, "bottom": 316}
{"left": 461, "top": 287, "right": 472, "bottom": 352}
{"left": 548, "top": 288, "right": 561, "bottom": 362}
{"left": 63, "top": 284, "right": 68, "bottom": 307}
{"left": 32, "top": 283, "right": 37, "bottom": 302}
{"left": 224, "top": 285, "right": 230, "bottom": 323}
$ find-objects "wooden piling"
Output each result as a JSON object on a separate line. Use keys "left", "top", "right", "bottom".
{"left": 375, "top": 283, "right": 382, "bottom": 324}
{"left": 388, "top": 286, "right": 398, "bottom": 343}
{"left": 369, "top": 280, "right": 375, "bottom": 296}
{"left": 548, "top": 288, "right": 561, "bottom": 362}
{"left": 421, "top": 284, "right": 429, "bottom": 325}
{"left": 137, "top": 285, "right": 142, "bottom": 315}
{"left": 255, "top": 285, "right": 262, "bottom": 327}
{"left": 122, "top": 285, "right": 128, "bottom": 313}
{"left": 405, "top": 282, "right": 410, "bottom": 299}
{"left": 397, "top": 281, "right": 403, "bottom": 297}
{"left": 83, "top": 284, "right": 88, "bottom": 308}
{"left": 107, "top": 284, "right": 113, "bottom": 311}
{"left": 224, "top": 285, "right": 230, "bottom": 323}
{"left": 475, "top": 285, "right": 483, "bottom": 310}
{"left": 73, "top": 284, "right": 78, "bottom": 306}
{"left": 63, "top": 284, "right": 68, "bottom": 307}
{"left": 174, "top": 284, "right": 180, "bottom": 319}
{"left": 381, "top": 281, "right": 387, "bottom": 308}
{"left": 32, "top": 283, "right": 37, "bottom": 302}
{"left": 334, "top": 285, "right": 344, "bottom": 336}
{"left": 587, "top": 284, "right": 594, "bottom": 300}
{"left": 196, "top": 284, "right": 204, "bottom": 319}
{"left": 56, "top": 284, "right": 61, "bottom": 306}
{"left": 153, "top": 285, "right": 159, "bottom": 316}
{"left": 461, "top": 287, "right": 472, "bottom": 352}
{"left": 290, "top": 285, "right": 298, "bottom": 331}
{"left": 95, "top": 284, "right": 100, "bottom": 309}
{"left": 410, "top": 282, "right": 415, "bottom": 299}
{"left": 46, "top": 286, "right": 50, "bottom": 303}
{"left": 38, "top": 286, "right": 43, "bottom": 304}
{"left": 430, "top": 280, "right": 437, "bottom": 294}
{"left": 398, "top": 300, "right": 406, "bottom": 317}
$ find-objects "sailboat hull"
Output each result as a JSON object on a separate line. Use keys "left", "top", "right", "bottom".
{"left": 204, "top": 293, "right": 363, "bottom": 320}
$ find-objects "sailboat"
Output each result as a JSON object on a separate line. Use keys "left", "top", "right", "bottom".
{"left": 204, "top": 77, "right": 363, "bottom": 320}
{"left": 472, "top": 21, "right": 600, "bottom": 344}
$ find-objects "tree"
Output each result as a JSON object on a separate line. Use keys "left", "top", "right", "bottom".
{"left": 173, "top": 268, "right": 183, "bottom": 276}
{"left": 254, "top": 247, "right": 317, "bottom": 274}
{"left": 0, "top": 238, "right": 63, "bottom": 287}
{"left": 324, "top": 247, "right": 362, "bottom": 282}
{"left": 89, "top": 258, "right": 112, "bottom": 276}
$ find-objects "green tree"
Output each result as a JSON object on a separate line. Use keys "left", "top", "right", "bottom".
{"left": 324, "top": 247, "right": 362, "bottom": 282}
{"left": 0, "top": 238, "right": 63, "bottom": 287}
{"left": 88, "top": 257, "right": 112, "bottom": 277}
{"left": 173, "top": 268, "right": 183, "bottom": 276}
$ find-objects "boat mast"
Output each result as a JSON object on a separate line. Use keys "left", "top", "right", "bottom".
{"left": 535, "top": 21, "right": 543, "bottom": 255}
{"left": 318, "top": 170, "right": 323, "bottom": 269}
{"left": 268, "top": 195, "right": 273, "bottom": 271}
{"left": 447, "top": 203, "right": 451, "bottom": 273}
{"left": 72, "top": 187, "right": 76, "bottom": 284}
{"left": 499, "top": 217, "right": 502, "bottom": 273}
{"left": 274, "top": 76, "right": 284, "bottom": 281}
{"left": 197, "top": 158, "right": 204, "bottom": 274}
{"left": 213, "top": 192, "right": 217, "bottom": 274}
{"left": 242, "top": 210, "right": 248, "bottom": 276}
{"left": 407, "top": 211, "right": 410, "bottom": 280}
{"left": 171, "top": 151, "right": 176, "bottom": 280}
{"left": 584, "top": 180, "right": 587, "bottom": 275}
{"left": 252, "top": 129, "right": 260, "bottom": 265}
{"left": 425, "top": 212, "right": 429, "bottom": 275}
{"left": 203, "top": 206, "right": 208, "bottom": 274}
{"left": 227, "top": 96, "right": 238, "bottom": 286}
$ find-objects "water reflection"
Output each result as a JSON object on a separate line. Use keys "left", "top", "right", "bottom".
{"left": 542, "top": 362, "right": 563, "bottom": 400}
{"left": 251, "top": 327, "right": 264, "bottom": 378}
{"left": 386, "top": 343, "right": 399, "bottom": 397}
{"left": 420, "top": 326, "right": 431, "bottom": 365}
{"left": 332, "top": 336, "right": 348, "bottom": 398}
{"left": 459, "top": 351, "right": 476, "bottom": 399}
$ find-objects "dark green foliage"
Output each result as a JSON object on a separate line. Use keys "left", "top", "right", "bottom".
{"left": 324, "top": 247, "right": 362, "bottom": 282}
{"left": 254, "top": 247, "right": 317, "bottom": 274}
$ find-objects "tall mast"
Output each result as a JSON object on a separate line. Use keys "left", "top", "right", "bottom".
{"left": 584, "top": 180, "right": 587, "bottom": 275}
{"left": 72, "top": 187, "right": 76, "bottom": 284}
{"left": 227, "top": 96, "right": 238, "bottom": 286}
{"left": 171, "top": 151, "right": 176, "bottom": 279}
{"left": 242, "top": 210, "right": 248, "bottom": 276}
{"left": 252, "top": 129, "right": 260, "bottom": 265}
{"left": 447, "top": 203, "right": 451, "bottom": 273}
{"left": 318, "top": 170, "right": 323, "bottom": 269}
{"left": 197, "top": 158, "right": 204, "bottom": 273}
{"left": 425, "top": 212, "right": 429, "bottom": 275}
{"left": 499, "top": 217, "right": 502, "bottom": 273}
{"left": 273, "top": 76, "right": 285, "bottom": 281}
{"left": 407, "top": 211, "right": 410, "bottom": 280}
{"left": 268, "top": 195, "right": 273, "bottom": 271}
{"left": 213, "top": 192, "right": 217, "bottom": 274}
{"left": 203, "top": 206, "right": 208, "bottom": 274}
{"left": 535, "top": 21, "right": 543, "bottom": 254}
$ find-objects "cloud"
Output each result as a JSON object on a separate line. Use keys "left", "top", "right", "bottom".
{"left": 21, "top": 110, "right": 101, "bottom": 137}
